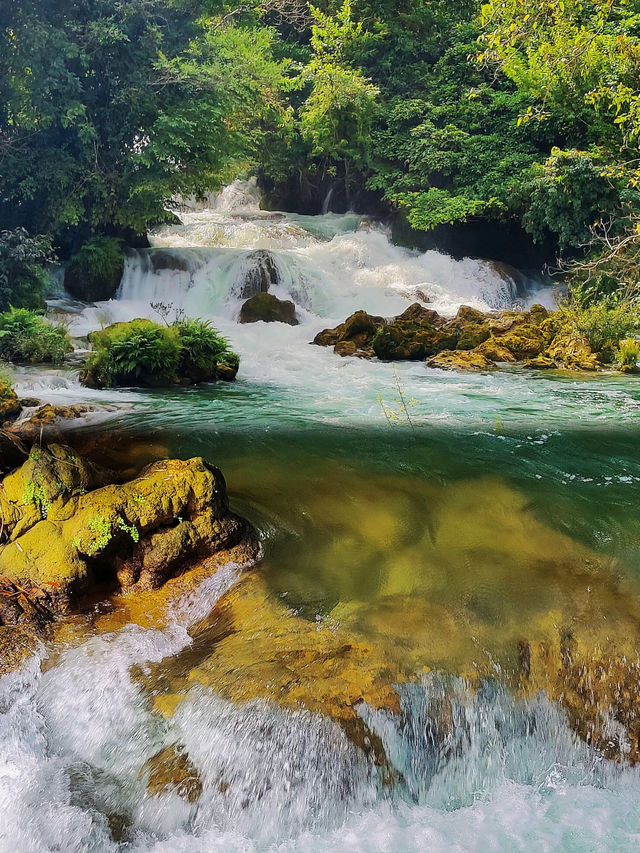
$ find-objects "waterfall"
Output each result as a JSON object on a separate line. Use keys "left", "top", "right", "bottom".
{"left": 321, "top": 184, "right": 335, "bottom": 215}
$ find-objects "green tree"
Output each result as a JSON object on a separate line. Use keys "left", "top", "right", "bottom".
{"left": 297, "top": 1, "right": 379, "bottom": 200}
{"left": 0, "top": 0, "right": 289, "bottom": 239}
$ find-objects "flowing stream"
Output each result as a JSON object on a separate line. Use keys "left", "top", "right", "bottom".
{"left": 3, "top": 181, "right": 640, "bottom": 852}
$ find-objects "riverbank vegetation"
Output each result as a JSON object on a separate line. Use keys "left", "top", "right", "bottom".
{"left": 81, "top": 317, "right": 238, "bottom": 388}
{"left": 0, "top": 0, "right": 638, "bottom": 340}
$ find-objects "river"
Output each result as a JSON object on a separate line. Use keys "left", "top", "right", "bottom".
{"left": 2, "top": 181, "right": 639, "bottom": 852}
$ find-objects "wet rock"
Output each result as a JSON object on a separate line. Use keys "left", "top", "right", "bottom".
{"left": 426, "top": 350, "right": 496, "bottom": 371}
{"left": 144, "top": 744, "right": 203, "bottom": 803}
{"left": 238, "top": 293, "right": 298, "bottom": 325}
{"left": 7, "top": 404, "right": 95, "bottom": 442}
{"left": 0, "top": 623, "right": 43, "bottom": 677}
{"left": 448, "top": 305, "right": 492, "bottom": 351}
{"left": 473, "top": 337, "right": 517, "bottom": 362}
{"left": 152, "top": 573, "right": 401, "bottom": 729}
{"left": 0, "top": 380, "right": 21, "bottom": 422}
{"left": 334, "top": 340, "right": 357, "bottom": 357}
{"left": 540, "top": 326, "right": 599, "bottom": 370}
{"left": 215, "top": 362, "right": 239, "bottom": 381}
{"left": 0, "top": 430, "right": 26, "bottom": 474}
{"left": 313, "top": 310, "right": 385, "bottom": 357}
{"left": 149, "top": 249, "right": 189, "bottom": 273}
{"left": 0, "top": 451, "right": 259, "bottom": 617}
{"left": 373, "top": 304, "right": 457, "bottom": 361}
{"left": 236, "top": 250, "right": 279, "bottom": 299}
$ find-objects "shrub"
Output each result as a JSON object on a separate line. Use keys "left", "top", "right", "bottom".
{"left": 0, "top": 228, "right": 54, "bottom": 311}
{"left": 175, "top": 318, "right": 230, "bottom": 381}
{"left": 82, "top": 317, "right": 239, "bottom": 387}
{"left": 65, "top": 237, "right": 124, "bottom": 302}
{"left": 84, "top": 319, "right": 181, "bottom": 387}
{"left": 0, "top": 308, "right": 72, "bottom": 364}
{"left": 556, "top": 302, "right": 640, "bottom": 362}
{"left": 615, "top": 338, "right": 640, "bottom": 372}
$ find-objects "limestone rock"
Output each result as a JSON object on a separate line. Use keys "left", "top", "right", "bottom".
{"left": 235, "top": 250, "right": 279, "bottom": 299}
{"left": 473, "top": 337, "right": 517, "bottom": 362}
{"left": 238, "top": 293, "right": 298, "bottom": 325}
{"left": 0, "top": 380, "right": 21, "bottom": 422}
{"left": 144, "top": 744, "right": 203, "bottom": 803}
{"left": 373, "top": 304, "right": 457, "bottom": 361}
{"left": 0, "top": 451, "right": 259, "bottom": 617}
{"left": 313, "top": 310, "right": 385, "bottom": 357}
{"left": 426, "top": 350, "right": 496, "bottom": 371}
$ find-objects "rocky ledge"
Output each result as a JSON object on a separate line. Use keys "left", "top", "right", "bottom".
{"left": 314, "top": 303, "right": 601, "bottom": 371}
{"left": 0, "top": 445, "right": 259, "bottom": 673}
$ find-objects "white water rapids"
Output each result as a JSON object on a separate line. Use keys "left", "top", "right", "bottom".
{"left": 3, "top": 181, "right": 640, "bottom": 852}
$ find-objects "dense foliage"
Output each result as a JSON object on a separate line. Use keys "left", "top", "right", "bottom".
{"left": 1, "top": 0, "right": 638, "bottom": 319}
{"left": 83, "top": 317, "right": 238, "bottom": 387}
{"left": 0, "top": 229, "right": 53, "bottom": 311}
{"left": 0, "top": 308, "right": 72, "bottom": 364}
{"left": 0, "top": 0, "right": 289, "bottom": 237}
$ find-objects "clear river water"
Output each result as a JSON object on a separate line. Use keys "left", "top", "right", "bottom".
{"left": 2, "top": 181, "right": 639, "bottom": 852}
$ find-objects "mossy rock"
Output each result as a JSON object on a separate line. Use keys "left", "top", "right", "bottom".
{"left": 491, "top": 323, "right": 546, "bottom": 359}
{"left": 238, "top": 293, "right": 298, "bottom": 325}
{"left": 0, "top": 381, "right": 21, "bottom": 421}
{"left": 0, "top": 451, "right": 259, "bottom": 616}
{"left": 313, "top": 310, "right": 385, "bottom": 355}
{"left": 473, "top": 337, "right": 517, "bottom": 362}
{"left": 0, "top": 443, "right": 113, "bottom": 541}
{"left": 426, "top": 350, "right": 496, "bottom": 371}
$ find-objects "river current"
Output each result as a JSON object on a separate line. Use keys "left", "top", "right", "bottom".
{"left": 2, "top": 181, "right": 639, "bottom": 852}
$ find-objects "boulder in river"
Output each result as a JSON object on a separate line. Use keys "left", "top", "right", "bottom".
{"left": 236, "top": 250, "right": 280, "bottom": 299}
{"left": 314, "top": 302, "right": 604, "bottom": 372}
{"left": 238, "top": 292, "right": 298, "bottom": 325}
{"left": 426, "top": 349, "right": 496, "bottom": 371}
{"left": 0, "top": 447, "right": 259, "bottom": 625}
{"left": 372, "top": 304, "right": 457, "bottom": 360}
{"left": 313, "top": 309, "right": 385, "bottom": 357}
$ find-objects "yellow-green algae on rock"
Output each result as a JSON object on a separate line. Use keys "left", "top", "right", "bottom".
{"left": 0, "top": 446, "right": 259, "bottom": 621}
{"left": 313, "top": 303, "right": 609, "bottom": 372}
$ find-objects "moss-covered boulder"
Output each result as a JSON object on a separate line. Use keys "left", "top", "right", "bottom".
{"left": 313, "top": 310, "right": 385, "bottom": 357}
{"left": 238, "top": 293, "right": 298, "bottom": 325}
{"left": 426, "top": 349, "right": 496, "bottom": 371}
{"left": 0, "top": 378, "right": 21, "bottom": 421}
{"left": 372, "top": 304, "right": 458, "bottom": 360}
{"left": 446, "top": 305, "right": 492, "bottom": 351}
{"left": 0, "top": 450, "right": 259, "bottom": 618}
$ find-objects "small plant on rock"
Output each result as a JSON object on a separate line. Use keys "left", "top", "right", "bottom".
{"left": 82, "top": 317, "right": 239, "bottom": 387}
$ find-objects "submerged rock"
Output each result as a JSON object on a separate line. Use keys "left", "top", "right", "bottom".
{"left": 238, "top": 293, "right": 298, "bottom": 325}
{"left": 144, "top": 744, "right": 203, "bottom": 803}
{"left": 7, "top": 403, "right": 96, "bottom": 442}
